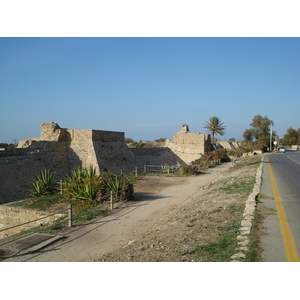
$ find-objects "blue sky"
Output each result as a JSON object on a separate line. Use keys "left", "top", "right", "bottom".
{"left": 1, "top": 37, "right": 299, "bottom": 143}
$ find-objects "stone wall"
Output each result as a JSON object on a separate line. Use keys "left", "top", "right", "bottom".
{"left": 214, "top": 141, "right": 244, "bottom": 151}
{"left": 131, "top": 147, "right": 185, "bottom": 167}
{"left": 0, "top": 122, "right": 136, "bottom": 204}
{"left": 0, "top": 141, "right": 69, "bottom": 203}
{"left": 165, "top": 124, "right": 212, "bottom": 164}
{"left": 0, "top": 122, "right": 221, "bottom": 204}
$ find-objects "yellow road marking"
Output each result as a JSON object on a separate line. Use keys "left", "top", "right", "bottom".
{"left": 267, "top": 157, "right": 299, "bottom": 262}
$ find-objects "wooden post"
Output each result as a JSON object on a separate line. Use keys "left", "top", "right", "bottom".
{"left": 110, "top": 191, "right": 114, "bottom": 210}
{"left": 120, "top": 169, "right": 123, "bottom": 175}
{"left": 144, "top": 165, "right": 147, "bottom": 173}
{"left": 59, "top": 179, "right": 63, "bottom": 195}
{"left": 68, "top": 203, "right": 72, "bottom": 227}
{"left": 135, "top": 166, "right": 138, "bottom": 176}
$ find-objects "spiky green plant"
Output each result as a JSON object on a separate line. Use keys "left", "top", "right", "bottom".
{"left": 63, "top": 166, "right": 103, "bottom": 204}
{"left": 29, "top": 169, "right": 57, "bottom": 197}
{"left": 105, "top": 174, "right": 133, "bottom": 201}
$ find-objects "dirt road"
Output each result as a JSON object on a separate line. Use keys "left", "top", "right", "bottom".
{"left": 3, "top": 162, "right": 232, "bottom": 262}
{"left": 5, "top": 163, "right": 237, "bottom": 262}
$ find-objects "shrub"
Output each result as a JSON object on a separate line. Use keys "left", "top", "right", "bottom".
{"left": 161, "top": 162, "right": 181, "bottom": 173}
{"left": 212, "top": 148, "right": 230, "bottom": 162}
{"left": 63, "top": 166, "right": 103, "bottom": 205}
{"left": 252, "top": 143, "right": 268, "bottom": 152}
{"left": 63, "top": 167, "right": 134, "bottom": 205}
{"left": 104, "top": 173, "right": 134, "bottom": 202}
{"left": 178, "top": 164, "right": 195, "bottom": 176}
{"left": 191, "top": 149, "right": 230, "bottom": 171}
{"left": 29, "top": 169, "right": 57, "bottom": 198}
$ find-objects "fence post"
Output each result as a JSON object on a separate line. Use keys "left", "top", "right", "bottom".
{"left": 120, "top": 169, "right": 123, "bottom": 175}
{"left": 135, "top": 166, "right": 138, "bottom": 176}
{"left": 110, "top": 191, "right": 114, "bottom": 210}
{"left": 144, "top": 165, "right": 147, "bottom": 173}
{"left": 59, "top": 179, "right": 63, "bottom": 195}
{"left": 68, "top": 203, "right": 72, "bottom": 227}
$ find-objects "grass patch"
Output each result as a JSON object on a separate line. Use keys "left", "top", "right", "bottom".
{"left": 217, "top": 219, "right": 241, "bottom": 234}
{"left": 11, "top": 214, "right": 68, "bottom": 237}
{"left": 191, "top": 233, "right": 238, "bottom": 262}
{"left": 242, "top": 208, "right": 264, "bottom": 262}
{"left": 8, "top": 196, "right": 109, "bottom": 239}
{"left": 72, "top": 207, "right": 109, "bottom": 223}
{"left": 11, "top": 194, "right": 64, "bottom": 211}
{"left": 231, "top": 155, "right": 262, "bottom": 169}
{"left": 217, "top": 178, "right": 255, "bottom": 194}
{"left": 11, "top": 206, "right": 109, "bottom": 238}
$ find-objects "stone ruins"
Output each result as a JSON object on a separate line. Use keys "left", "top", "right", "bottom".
{"left": 165, "top": 124, "right": 212, "bottom": 164}
{"left": 0, "top": 122, "right": 231, "bottom": 204}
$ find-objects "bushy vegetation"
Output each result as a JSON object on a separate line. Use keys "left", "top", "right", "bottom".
{"left": 30, "top": 169, "right": 57, "bottom": 197}
{"left": 64, "top": 167, "right": 134, "bottom": 206}
{"left": 178, "top": 164, "right": 195, "bottom": 176}
{"left": 191, "top": 148, "right": 230, "bottom": 172}
{"left": 161, "top": 162, "right": 181, "bottom": 173}
{"left": 125, "top": 137, "right": 166, "bottom": 148}
{"left": 243, "top": 115, "right": 273, "bottom": 145}
{"left": 104, "top": 173, "right": 134, "bottom": 202}
{"left": 64, "top": 167, "right": 104, "bottom": 205}
{"left": 281, "top": 127, "right": 300, "bottom": 146}
{"left": 29, "top": 166, "right": 134, "bottom": 207}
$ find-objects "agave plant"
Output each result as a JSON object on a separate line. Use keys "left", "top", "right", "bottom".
{"left": 63, "top": 166, "right": 103, "bottom": 204}
{"left": 105, "top": 174, "right": 133, "bottom": 201}
{"left": 30, "top": 169, "right": 57, "bottom": 197}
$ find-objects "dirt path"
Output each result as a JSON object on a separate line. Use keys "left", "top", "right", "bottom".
{"left": 4, "top": 163, "right": 232, "bottom": 262}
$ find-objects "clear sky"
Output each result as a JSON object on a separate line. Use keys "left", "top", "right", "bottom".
{"left": 1, "top": 37, "right": 299, "bottom": 144}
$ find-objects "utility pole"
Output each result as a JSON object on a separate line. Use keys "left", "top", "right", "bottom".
{"left": 270, "top": 123, "right": 273, "bottom": 152}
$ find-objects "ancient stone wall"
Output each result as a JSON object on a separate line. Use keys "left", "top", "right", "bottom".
{"left": 215, "top": 141, "right": 243, "bottom": 150}
{"left": 165, "top": 125, "right": 212, "bottom": 164}
{"left": 0, "top": 122, "right": 217, "bottom": 204}
{"left": 0, "top": 142, "right": 69, "bottom": 203}
{"left": 131, "top": 147, "right": 185, "bottom": 167}
{"left": 0, "top": 122, "right": 136, "bottom": 204}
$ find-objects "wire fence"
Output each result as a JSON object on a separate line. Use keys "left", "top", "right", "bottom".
{"left": 0, "top": 164, "right": 169, "bottom": 240}
{"left": 0, "top": 189, "right": 121, "bottom": 243}
{"left": 0, "top": 161, "right": 221, "bottom": 236}
{"left": 116, "top": 164, "right": 178, "bottom": 175}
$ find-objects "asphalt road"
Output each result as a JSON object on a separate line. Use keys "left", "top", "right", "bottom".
{"left": 260, "top": 150, "right": 300, "bottom": 262}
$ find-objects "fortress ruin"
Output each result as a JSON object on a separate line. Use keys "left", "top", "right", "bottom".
{"left": 165, "top": 124, "right": 212, "bottom": 164}
{"left": 0, "top": 122, "right": 215, "bottom": 204}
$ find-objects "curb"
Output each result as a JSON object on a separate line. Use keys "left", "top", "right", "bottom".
{"left": 230, "top": 155, "right": 264, "bottom": 262}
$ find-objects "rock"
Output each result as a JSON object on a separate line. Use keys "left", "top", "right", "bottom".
{"left": 123, "top": 240, "right": 136, "bottom": 248}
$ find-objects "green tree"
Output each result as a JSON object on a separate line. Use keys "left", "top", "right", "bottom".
{"left": 243, "top": 115, "right": 274, "bottom": 144}
{"left": 243, "top": 129, "right": 254, "bottom": 142}
{"left": 204, "top": 116, "right": 226, "bottom": 143}
{"left": 282, "top": 127, "right": 300, "bottom": 146}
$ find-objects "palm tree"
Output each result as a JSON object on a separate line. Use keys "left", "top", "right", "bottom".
{"left": 204, "top": 116, "right": 226, "bottom": 143}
